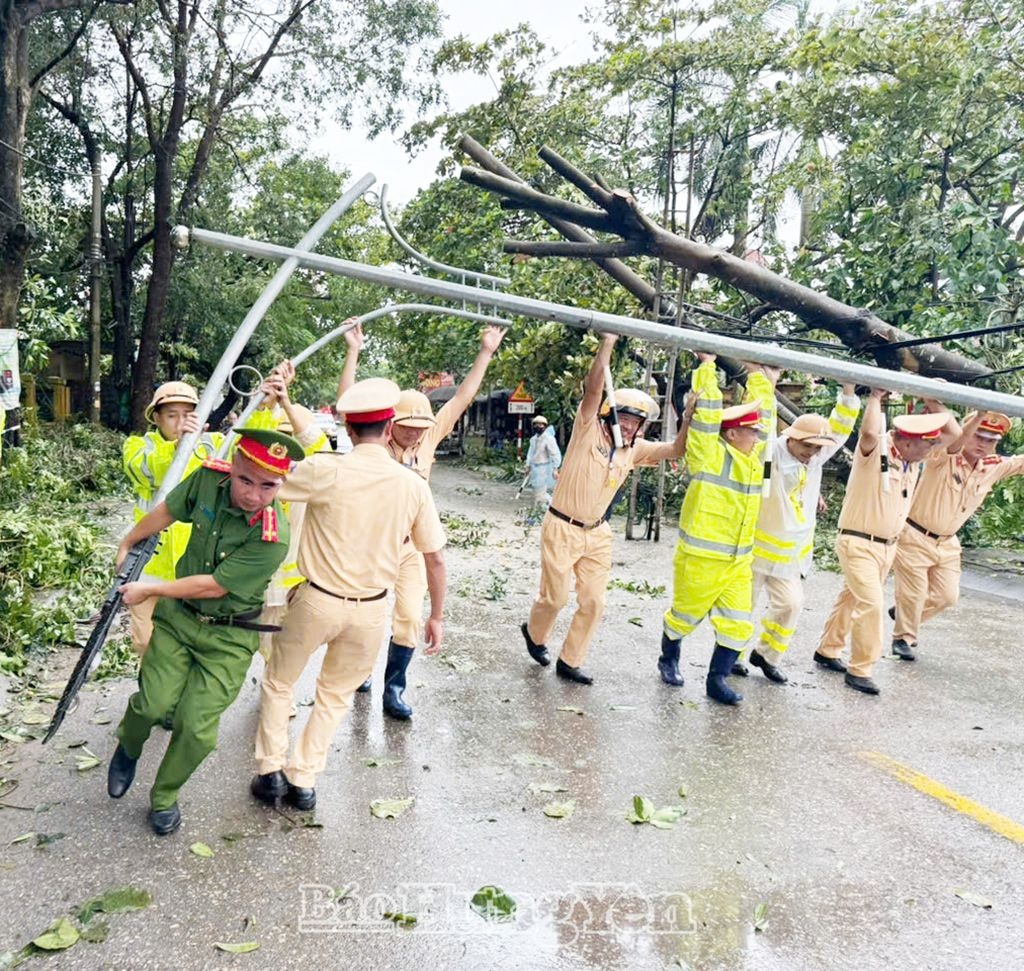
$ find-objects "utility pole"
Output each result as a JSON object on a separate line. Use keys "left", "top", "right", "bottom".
{"left": 89, "top": 158, "right": 102, "bottom": 423}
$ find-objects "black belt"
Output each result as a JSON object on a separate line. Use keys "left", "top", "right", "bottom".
{"left": 839, "top": 528, "right": 897, "bottom": 546}
{"left": 308, "top": 580, "right": 387, "bottom": 602}
{"left": 548, "top": 507, "right": 603, "bottom": 530}
{"left": 182, "top": 601, "right": 280, "bottom": 633}
{"left": 907, "top": 518, "right": 952, "bottom": 541}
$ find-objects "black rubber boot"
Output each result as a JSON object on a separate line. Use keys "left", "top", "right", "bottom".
{"left": 149, "top": 804, "right": 181, "bottom": 836}
{"left": 250, "top": 771, "right": 288, "bottom": 805}
{"left": 382, "top": 641, "right": 415, "bottom": 720}
{"left": 706, "top": 645, "right": 743, "bottom": 705}
{"left": 522, "top": 622, "right": 550, "bottom": 667}
{"left": 107, "top": 744, "right": 138, "bottom": 799}
{"left": 657, "top": 633, "right": 684, "bottom": 686}
{"left": 356, "top": 678, "right": 372, "bottom": 694}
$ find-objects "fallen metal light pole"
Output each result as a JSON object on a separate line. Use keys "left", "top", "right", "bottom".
{"left": 172, "top": 225, "right": 1024, "bottom": 419}
{"left": 218, "top": 302, "right": 511, "bottom": 456}
{"left": 154, "top": 172, "right": 376, "bottom": 502}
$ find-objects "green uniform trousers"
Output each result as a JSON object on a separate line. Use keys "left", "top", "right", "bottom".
{"left": 117, "top": 598, "right": 257, "bottom": 810}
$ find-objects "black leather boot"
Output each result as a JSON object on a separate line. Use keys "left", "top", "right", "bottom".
{"left": 382, "top": 641, "right": 415, "bottom": 720}
{"left": 522, "top": 622, "right": 550, "bottom": 667}
{"left": 657, "top": 633, "right": 684, "bottom": 686}
{"left": 107, "top": 743, "right": 138, "bottom": 799}
{"left": 706, "top": 645, "right": 743, "bottom": 705}
{"left": 149, "top": 804, "right": 181, "bottom": 835}
{"left": 285, "top": 783, "right": 316, "bottom": 811}
{"left": 250, "top": 771, "right": 288, "bottom": 804}
{"left": 750, "top": 649, "right": 788, "bottom": 684}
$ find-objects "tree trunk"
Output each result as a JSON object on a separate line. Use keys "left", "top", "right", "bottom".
{"left": 0, "top": 8, "right": 33, "bottom": 332}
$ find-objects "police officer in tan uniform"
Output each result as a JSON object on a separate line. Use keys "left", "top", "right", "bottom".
{"left": 815, "top": 390, "right": 957, "bottom": 695}
{"left": 341, "top": 325, "right": 505, "bottom": 719}
{"left": 891, "top": 411, "right": 1023, "bottom": 659}
{"left": 522, "top": 333, "right": 687, "bottom": 685}
{"left": 251, "top": 378, "right": 447, "bottom": 810}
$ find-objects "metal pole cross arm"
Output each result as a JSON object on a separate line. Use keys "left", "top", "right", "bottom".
{"left": 220, "top": 302, "right": 512, "bottom": 457}
{"left": 172, "top": 225, "right": 1024, "bottom": 419}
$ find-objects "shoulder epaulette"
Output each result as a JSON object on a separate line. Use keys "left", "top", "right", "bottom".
{"left": 202, "top": 458, "right": 233, "bottom": 474}
{"left": 982, "top": 455, "right": 1003, "bottom": 466}
{"left": 260, "top": 506, "right": 279, "bottom": 543}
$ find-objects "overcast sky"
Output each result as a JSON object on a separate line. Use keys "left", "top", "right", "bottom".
{"left": 309, "top": 0, "right": 596, "bottom": 202}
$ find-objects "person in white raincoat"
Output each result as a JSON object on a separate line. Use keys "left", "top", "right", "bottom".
{"left": 526, "top": 416, "right": 562, "bottom": 508}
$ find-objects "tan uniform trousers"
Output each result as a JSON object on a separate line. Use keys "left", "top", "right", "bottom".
{"left": 255, "top": 583, "right": 387, "bottom": 788}
{"left": 892, "top": 526, "right": 961, "bottom": 645}
{"left": 818, "top": 534, "right": 897, "bottom": 679}
{"left": 128, "top": 597, "right": 158, "bottom": 656}
{"left": 392, "top": 544, "right": 427, "bottom": 648}
{"left": 526, "top": 514, "right": 613, "bottom": 668}
{"left": 750, "top": 571, "right": 804, "bottom": 663}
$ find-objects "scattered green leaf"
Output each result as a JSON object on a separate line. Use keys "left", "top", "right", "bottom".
{"left": 75, "top": 748, "right": 102, "bottom": 772}
{"left": 363, "top": 758, "right": 401, "bottom": 768}
{"left": 608, "top": 705, "right": 636, "bottom": 712}
{"left": 370, "top": 798, "right": 414, "bottom": 819}
{"left": 32, "top": 918, "right": 79, "bottom": 952}
{"left": 528, "top": 782, "right": 568, "bottom": 795}
{"left": 753, "top": 902, "right": 769, "bottom": 933}
{"left": 34, "top": 832, "right": 65, "bottom": 848}
{"left": 470, "top": 885, "right": 517, "bottom": 922}
{"left": 190, "top": 842, "right": 215, "bottom": 858}
{"left": 382, "top": 911, "right": 417, "bottom": 928}
{"left": 8, "top": 832, "right": 34, "bottom": 846}
{"left": 954, "top": 889, "right": 993, "bottom": 909}
{"left": 20, "top": 712, "right": 48, "bottom": 726}
{"left": 555, "top": 706, "right": 584, "bottom": 716}
{"left": 80, "top": 922, "right": 109, "bottom": 944}
{"left": 213, "top": 941, "right": 260, "bottom": 953}
{"left": 627, "top": 617, "right": 643, "bottom": 627}
{"left": 542, "top": 800, "right": 576, "bottom": 819}
{"left": 78, "top": 886, "right": 152, "bottom": 923}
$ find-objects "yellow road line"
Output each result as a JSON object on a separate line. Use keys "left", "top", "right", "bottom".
{"left": 859, "top": 750, "right": 1024, "bottom": 845}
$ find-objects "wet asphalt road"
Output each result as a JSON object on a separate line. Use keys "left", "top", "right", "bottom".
{"left": 1, "top": 462, "right": 1022, "bottom": 970}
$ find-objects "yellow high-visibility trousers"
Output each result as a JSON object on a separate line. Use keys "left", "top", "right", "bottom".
{"left": 255, "top": 583, "right": 387, "bottom": 788}
{"left": 527, "top": 514, "right": 613, "bottom": 668}
{"left": 818, "top": 534, "right": 897, "bottom": 678}
{"left": 750, "top": 571, "right": 804, "bottom": 662}
{"left": 662, "top": 548, "right": 754, "bottom": 652}
{"left": 892, "top": 526, "right": 961, "bottom": 644}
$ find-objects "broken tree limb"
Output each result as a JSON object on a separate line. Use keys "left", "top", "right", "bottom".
{"left": 503, "top": 239, "right": 644, "bottom": 258}
{"left": 459, "top": 140, "right": 993, "bottom": 384}
{"left": 457, "top": 134, "right": 802, "bottom": 424}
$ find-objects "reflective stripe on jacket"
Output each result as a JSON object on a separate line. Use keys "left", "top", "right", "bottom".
{"left": 676, "top": 360, "right": 776, "bottom": 561}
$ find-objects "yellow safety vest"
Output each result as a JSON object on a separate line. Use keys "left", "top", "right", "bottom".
{"left": 676, "top": 361, "right": 775, "bottom": 561}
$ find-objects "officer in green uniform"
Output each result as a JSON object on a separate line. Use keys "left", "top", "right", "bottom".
{"left": 107, "top": 427, "right": 304, "bottom": 835}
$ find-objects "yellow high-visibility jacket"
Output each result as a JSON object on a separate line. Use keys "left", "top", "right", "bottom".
{"left": 676, "top": 360, "right": 776, "bottom": 561}
{"left": 753, "top": 393, "right": 860, "bottom": 579}
{"left": 123, "top": 408, "right": 278, "bottom": 581}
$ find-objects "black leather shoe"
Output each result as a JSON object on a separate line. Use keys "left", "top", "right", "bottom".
{"left": 107, "top": 744, "right": 138, "bottom": 799}
{"left": 844, "top": 673, "right": 880, "bottom": 695}
{"left": 555, "top": 659, "right": 593, "bottom": 685}
{"left": 356, "top": 678, "right": 372, "bottom": 694}
{"left": 750, "top": 649, "right": 788, "bottom": 684}
{"left": 522, "top": 622, "right": 550, "bottom": 667}
{"left": 285, "top": 784, "right": 316, "bottom": 811}
{"left": 814, "top": 651, "right": 847, "bottom": 673}
{"left": 731, "top": 662, "right": 750, "bottom": 677}
{"left": 891, "top": 638, "right": 916, "bottom": 661}
{"left": 888, "top": 605, "right": 896, "bottom": 621}
{"left": 250, "top": 771, "right": 288, "bottom": 804}
{"left": 149, "top": 804, "right": 181, "bottom": 836}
